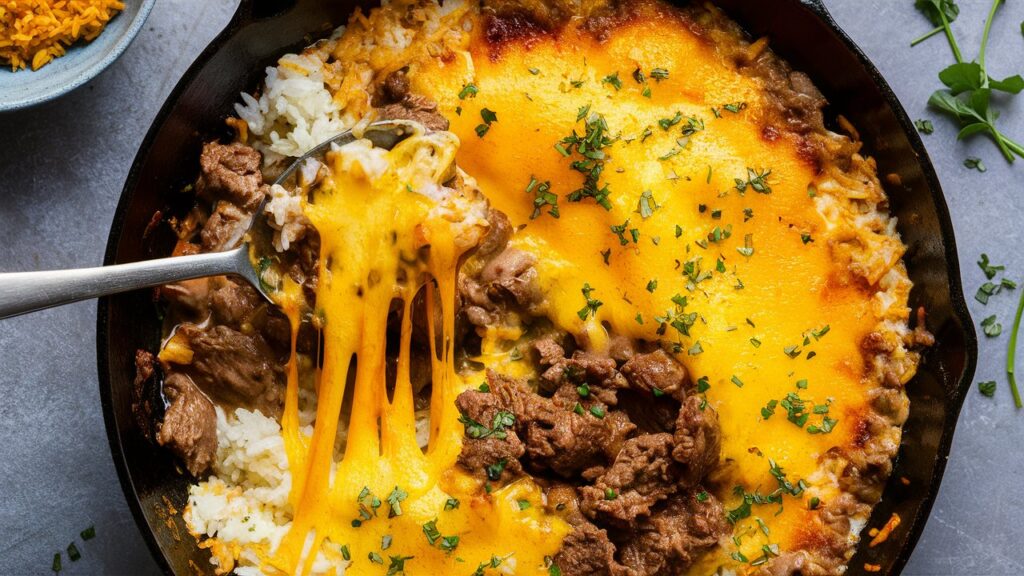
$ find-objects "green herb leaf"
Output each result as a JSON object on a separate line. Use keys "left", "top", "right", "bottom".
{"left": 979, "top": 380, "right": 997, "bottom": 397}
{"left": 982, "top": 314, "right": 1003, "bottom": 337}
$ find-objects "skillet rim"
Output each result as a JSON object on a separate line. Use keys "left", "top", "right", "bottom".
{"left": 97, "top": 0, "right": 979, "bottom": 574}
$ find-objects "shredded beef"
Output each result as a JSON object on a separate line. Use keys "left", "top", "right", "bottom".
{"left": 580, "top": 433, "right": 680, "bottom": 527}
{"left": 616, "top": 489, "right": 729, "bottom": 576}
{"left": 177, "top": 323, "right": 284, "bottom": 417}
{"left": 672, "top": 396, "right": 721, "bottom": 486}
{"left": 621, "top": 349, "right": 688, "bottom": 400}
{"left": 455, "top": 386, "right": 525, "bottom": 483}
{"left": 156, "top": 373, "right": 218, "bottom": 477}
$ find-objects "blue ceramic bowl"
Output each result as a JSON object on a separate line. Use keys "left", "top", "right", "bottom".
{"left": 0, "top": 0, "right": 156, "bottom": 112}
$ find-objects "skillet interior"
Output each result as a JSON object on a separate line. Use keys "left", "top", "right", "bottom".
{"left": 98, "top": 0, "right": 978, "bottom": 574}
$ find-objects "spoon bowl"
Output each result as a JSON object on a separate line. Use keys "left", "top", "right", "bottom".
{"left": 0, "top": 121, "right": 418, "bottom": 320}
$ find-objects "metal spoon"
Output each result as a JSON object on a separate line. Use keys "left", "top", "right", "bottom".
{"left": 0, "top": 121, "right": 418, "bottom": 320}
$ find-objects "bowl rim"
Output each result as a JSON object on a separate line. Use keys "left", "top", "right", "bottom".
{"left": 0, "top": 0, "right": 157, "bottom": 112}
{"left": 97, "top": 1, "right": 979, "bottom": 574}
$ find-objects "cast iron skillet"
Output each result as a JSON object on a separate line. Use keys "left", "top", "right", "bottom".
{"left": 98, "top": 0, "right": 978, "bottom": 574}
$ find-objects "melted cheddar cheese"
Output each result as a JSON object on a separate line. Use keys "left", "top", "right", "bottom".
{"left": 268, "top": 131, "right": 568, "bottom": 575}
{"left": 188, "top": 1, "right": 919, "bottom": 574}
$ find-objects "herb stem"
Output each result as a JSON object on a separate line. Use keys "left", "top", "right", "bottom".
{"left": 1009, "top": 284, "right": 1024, "bottom": 409}
{"left": 979, "top": 0, "right": 1002, "bottom": 70}
{"left": 939, "top": 10, "right": 964, "bottom": 63}
{"left": 910, "top": 25, "right": 944, "bottom": 47}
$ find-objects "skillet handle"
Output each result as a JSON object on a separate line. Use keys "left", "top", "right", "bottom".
{"left": 0, "top": 247, "right": 255, "bottom": 320}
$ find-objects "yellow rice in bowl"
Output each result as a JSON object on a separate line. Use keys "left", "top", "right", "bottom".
{"left": 0, "top": 0, "right": 125, "bottom": 71}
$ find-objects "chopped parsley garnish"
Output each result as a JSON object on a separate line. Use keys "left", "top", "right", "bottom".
{"left": 423, "top": 519, "right": 442, "bottom": 544}
{"left": 761, "top": 399, "right": 778, "bottom": 419}
{"left": 979, "top": 380, "right": 997, "bottom": 397}
{"left": 526, "top": 177, "right": 559, "bottom": 219}
{"left": 369, "top": 552, "right": 384, "bottom": 564}
{"left": 737, "top": 234, "right": 755, "bottom": 257}
{"left": 590, "top": 405, "right": 606, "bottom": 419}
{"left": 444, "top": 497, "right": 460, "bottom": 511}
{"left": 731, "top": 375, "right": 744, "bottom": 388}
{"left": 696, "top": 376, "right": 710, "bottom": 393}
{"left": 979, "top": 254, "right": 1005, "bottom": 279}
{"left": 458, "top": 83, "right": 479, "bottom": 99}
{"left": 637, "top": 189, "right": 659, "bottom": 219}
{"left": 471, "top": 555, "right": 509, "bottom": 576}
{"left": 647, "top": 279, "right": 658, "bottom": 293}
{"left": 341, "top": 545, "right": 351, "bottom": 561}
{"left": 964, "top": 156, "right": 987, "bottom": 172}
{"left": 353, "top": 486, "right": 383, "bottom": 525}
{"left": 578, "top": 283, "right": 604, "bottom": 320}
{"left": 387, "top": 555, "right": 414, "bottom": 575}
{"left": 734, "top": 168, "right": 773, "bottom": 194}
{"left": 475, "top": 108, "right": 498, "bottom": 137}
{"left": 723, "top": 102, "right": 747, "bottom": 113}
{"left": 659, "top": 112, "right": 683, "bottom": 130}
{"left": 528, "top": 67, "right": 541, "bottom": 75}
{"left": 382, "top": 534, "right": 393, "bottom": 550}
{"left": 557, "top": 111, "right": 615, "bottom": 209}
{"left": 387, "top": 486, "right": 408, "bottom": 517}
{"left": 80, "top": 526, "right": 95, "bottom": 541}
{"left": 915, "top": 118, "right": 935, "bottom": 134}
{"left": 52, "top": 553, "right": 61, "bottom": 574}
{"left": 67, "top": 544, "right": 80, "bottom": 562}
{"left": 610, "top": 220, "right": 637, "bottom": 246}
{"left": 485, "top": 459, "right": 508, "bottom": 481}
{"left": 517, "top": 499, "right": 532, "bottom": 510}
{"left": 602, "top": 71, "right": 623, "bottom": 90}
{"left": 459, "top": 410, "right": 516, "bottom": 440}
{"left": 604, "top": 488, "right": 618, "bottom": 500}
{"left": 982, "top": 314, "right": 1003, "bottom": 337}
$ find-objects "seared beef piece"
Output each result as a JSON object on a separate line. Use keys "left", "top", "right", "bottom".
{"left": 454, "top": 387, "right": 525, "bottom": 483}
{"left": 461, "top": 246, "right": 543, "bottom": 327}
{"left": 375, "top": 70, "right": 450, "bottom": 131}
{"left": 672, "top": 396, "right": 721, "bottom": 486}
{"left": 194, "top": 141, "right": 268, "bottom": 252}
{"left": 476, "top": 209, "right": 512, "bottom": 258}
{"left": 606, "top": 335, "right": 637, "bottom": 364}
{"left": 552, "top": 520, "right": 625, "bottom": 576}
{"left": 209, "top": 279, "right": 263, "bottom": 327}
{"left": 196, "top": 142, "right": 265, "bottom": 210}
{"left": 156, "top": 373, "right": 218, "bottom": 477}
{"left": 617, "top": 390, "right": 679, "bottom": 435}
{"left": 132, "top": 350, "right": 164, "bottom": 441}
{"left": 519, "top": 394, "right": 634, "bottom": 478}
{"left": 478, "top": 370, "right": 634, "bottom": 478}
{"left": 620, "top": 349, "right": 687, "bottom": 400}
{"left": 580, "top": 433, "right": 680, "bottom": 527}
{"left": 177, "top": 324, "right": 284, "bottom": 417}
{"left": 201, "top": 202, "right": 253, "bottom": 252}
{"left": 535, "top": 337, "right": 628, "bottom": 402}
{"left": 616, "top": 489, "right": 728, "bottom": 576}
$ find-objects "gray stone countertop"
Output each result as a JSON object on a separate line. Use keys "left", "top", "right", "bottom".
{"left": 0, "top": 0, "right": 1021, "bottom": 574}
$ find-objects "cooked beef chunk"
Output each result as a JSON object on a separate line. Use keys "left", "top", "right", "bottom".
{"left": 580, "top": 433, "right": 680, "bottom": 527}
{"left": 156, "top": 373, "right": 218, "bottom": 477}
{"left": 552, "top": 520, "right": 624, "bottom": 576}
{"left": 672, "top": 396, "right": 721, "bottom": 486}
{"left": 476, "top": 209, "right": 512, "bottom": 258}
{"left": 378, "top": 69, "right": 412, "bottom": 104}
{"left": 535, "top": 337, "right": 628, "bottom": 402}
{"left": 520, "top": 394, "right": 634, "bottom": 478}
{"left": 196, "top": 141, "right": 265, "bottom": 210}
{"left": 177, "top": 323, "right": 284, "bottom": 417}
{"left": 378, "top": 94, "right": 450, "bottom": 132}
{"left": 616, "top": 489, "right": 728, "bottom": 576}
{"left": 476, "top": 370, "right": 634, "bottom": 478}
{"left": 461, "top": 246, "right": 543, "bottom": 327}
{"left": 209, "top": 279, "right": 263, "bottom": 327}
{"left": 201, "top": 201, "right": 253, "bottom": 252}
{"left": 132, "top": 350, "right": 164, "bottom": 441}
{"left": 194, "top": 141, "right": 268, "bottom": 252}
{"left": 455, "top": 386, "right": 525, "bottom": 483}
{"left": 617, "top": 390, "right": 679, "bottom": 435}
{"left": 620, "top": 349, "right": 687, "bottom": 400}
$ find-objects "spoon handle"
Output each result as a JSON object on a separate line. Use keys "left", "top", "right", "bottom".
{"left": 0, "top": 247, "right": 254, "bottom": 320}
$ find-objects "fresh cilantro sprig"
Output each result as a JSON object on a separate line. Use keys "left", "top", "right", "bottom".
{"left": 916, "top": 0, "right": 1024, "bottom": 162}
